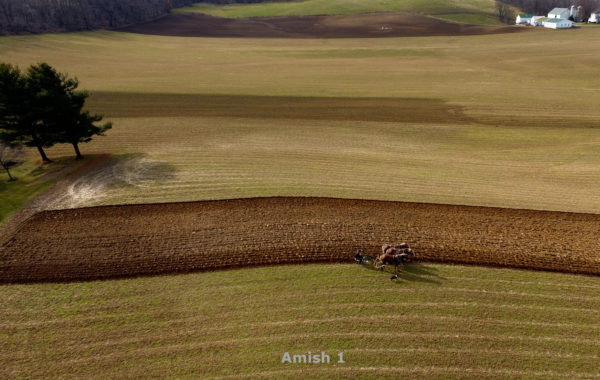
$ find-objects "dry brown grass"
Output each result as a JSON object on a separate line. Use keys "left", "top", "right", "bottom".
{"left": 2, "top": 29, "right": 600, "bottom": 214}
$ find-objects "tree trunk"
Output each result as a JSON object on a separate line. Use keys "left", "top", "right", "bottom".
{"left": 72, "top": 142, "right": 83, "bottom": 160}
{"left": 31, "top": 133, "right": 52, "bottom": 163}
{"left": 4, "top": 166, "right": 15, "bottom": 181}
{"left": 0, "top": 161, "right": 16, "bottom": 181}
{"left": 35, "top": 144, "right": 52, "bottom": 163}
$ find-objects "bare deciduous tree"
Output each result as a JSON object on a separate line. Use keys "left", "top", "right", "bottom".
{"left": 577, "top": 0, "right": 600, "bottom": 21}
{"left": 497, "top": 0, "right": 517, "bottom": 23}
{"left": 0, "top": 140, "right": 21, "bottom": 181}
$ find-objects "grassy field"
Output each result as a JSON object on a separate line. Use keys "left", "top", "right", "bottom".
{"left": 1, "top": 263, "right": 599, "bottom": 378}
{"left": 1, "top": 16, "right": 600, "bottom": 379}
{"left": 174, "top": 0, "right": 503, "bottom": 25}
{"left": 2, "top": 28, "right": 600, "bottom": 215}
{"left": 0, "top": 156, "right": 100, "bottom": 224}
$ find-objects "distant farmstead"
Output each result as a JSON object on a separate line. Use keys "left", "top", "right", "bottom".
{"left": 516, "top": 5, "right": 575, "bottom": 29}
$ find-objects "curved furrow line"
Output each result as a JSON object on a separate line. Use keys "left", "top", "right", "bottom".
{"left": 4, "top": 322, "right": 600, "bottom": 363}
{"left": 37, "top": 333, "right": 600, "bottom": 369}
{"left": 208, "top": 366, "right": 600, "bottom": 380}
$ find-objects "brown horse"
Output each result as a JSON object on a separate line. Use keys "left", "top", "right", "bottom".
{"left": 376, "top": 243, "right": 415, "bottom": 272}
{"left": 381, "top": 243, "right": 411, "bottom": 256}
{"left": 375, "top": 251, "right": 403, "bottom": 272}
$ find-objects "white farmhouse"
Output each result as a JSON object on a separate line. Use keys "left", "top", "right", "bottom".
{"left": 543, "top": 18, "right": 574, "bottom": 28}
{"left": 548, "top": 7, "right": 570, "bottom": 19}
{"left": 589, "top": 12, "right": 600, "bottom": 23}
{"left": 516, "top": 14, "right": 534, "bottom": 24}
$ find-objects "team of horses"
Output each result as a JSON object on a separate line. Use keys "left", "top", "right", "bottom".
{"left": 374, "top": 243, "right": 416, "bottom": 272}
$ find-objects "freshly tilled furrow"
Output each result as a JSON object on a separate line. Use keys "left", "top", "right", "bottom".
{"left": 0, "top": 197, "right": 599, "bottom": 283}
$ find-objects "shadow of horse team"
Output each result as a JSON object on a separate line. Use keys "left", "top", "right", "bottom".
{"left": 355, "top": 243, "right": 443, "bottom": 283}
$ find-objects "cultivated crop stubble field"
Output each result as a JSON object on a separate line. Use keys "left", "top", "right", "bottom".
{"left": 2, "top": 27, "right": 600, "bottom": 213}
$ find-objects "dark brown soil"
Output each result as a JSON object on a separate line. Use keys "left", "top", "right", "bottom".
{"left": 118, "top": 12, "right": 530, "bottom": 38}
{"left": 1, "top": 197, "right": 598, "bottom": 283}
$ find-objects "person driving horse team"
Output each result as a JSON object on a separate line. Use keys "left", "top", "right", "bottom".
{"left": 355, "top": 243, "right": 415, "bottom": 270}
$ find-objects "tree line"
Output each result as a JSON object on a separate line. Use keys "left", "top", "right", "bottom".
{"left": 0, "top": 0, "right": 198, "bottom": 35}
{"left": 196, "top": 0, "right": 294, "bottom": 3}
{"left": 0, "top": 62, "right": 111, "bottom": 181}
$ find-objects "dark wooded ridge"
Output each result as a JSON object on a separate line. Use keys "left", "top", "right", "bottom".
{"left": 0, "top": 0, "right": 196, "bottom": 35}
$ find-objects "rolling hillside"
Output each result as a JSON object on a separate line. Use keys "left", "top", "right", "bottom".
{"left": 175, "top": 0, "right": 505, "bottom": 25}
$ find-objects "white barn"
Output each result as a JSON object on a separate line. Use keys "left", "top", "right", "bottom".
{"left": 516, "top": 14, "right": 534, "bottom": 24}
{"left": 548, "top": 7, "right": 570, "bottom": 19}
{"left": 589, "top": 12, "right": 600, "bottom": 23}
{"left": 543, "top": 18, "right": 573, "bottom": 28}
{"left": 530, "top": 16, "right": 546, "bottom": 26}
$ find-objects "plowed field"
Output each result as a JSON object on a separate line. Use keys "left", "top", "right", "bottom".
{"left": 1, "top": 197, "right": 599, "bottom": 283}
{"left": 119, "top": 13, "right": 528, "bottom": 38}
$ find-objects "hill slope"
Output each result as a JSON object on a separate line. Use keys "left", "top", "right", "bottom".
{"left": 120, "top": 12, "right": 522, "bottom": 38}
{"left": 175, "top": 0, "right": 504, "bottom": 25}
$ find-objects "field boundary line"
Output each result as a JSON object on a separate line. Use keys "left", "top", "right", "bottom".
{"left": 5, "top": 330, "right": 599, "bottom": 363}
{"left": 198, "top": 287, "right": 600, "bottom": 304}
{"left": 5, "top": 304, "right": 598, "bottom": 331}
{"left": 442, "top": 275, "right": 600, "bottom": 290}
{"left": 345, "top": 347, "right": 600, "bottom": 360}
{"left": 209, "top": 365, "right": 600, "bottom": 380}
{"left": 38, "top": 333, "right": 600, "bottom": 369}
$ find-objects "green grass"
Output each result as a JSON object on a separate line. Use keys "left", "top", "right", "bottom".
{"left": 1, "top": 263, "right": 599, "bottom": 378}
{"left": 174, "top": 0, "right": 502, "bottom": 25}
{"left": 432, "top": 12, "right": 501, "bottom": 25}
{"left": 0, "top": 156, "right": 96, "bottom": 224}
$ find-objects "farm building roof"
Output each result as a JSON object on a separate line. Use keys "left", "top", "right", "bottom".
{"left": 544, "top": 18, "right": 570, "bottom": 23}
{"left": 518, "top": 14, "right": 535, "bottom": 18}
{"left": 548, "top": 8, "right": 569, "bottom": 14}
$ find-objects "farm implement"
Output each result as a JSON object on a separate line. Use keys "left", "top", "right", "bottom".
{"left": 355, "top": 244, "right": 416, "bottom": 274}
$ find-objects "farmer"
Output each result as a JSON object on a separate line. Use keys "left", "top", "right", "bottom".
{"left": 354, "top": 250, "right": 363, "bottom": 264}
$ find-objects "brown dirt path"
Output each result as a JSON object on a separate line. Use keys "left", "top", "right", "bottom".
{"left": 118, "top": 12, "right": 531, "bottom": 38}
{"left": 1, "top": 197, "right": 598, "bottom": 283}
